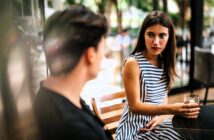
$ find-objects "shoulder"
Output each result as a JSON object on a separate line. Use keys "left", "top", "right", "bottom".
{"left": 124, "top": 35, "right": 132, "bottom": 40}
{"left": 125, "top": 57, "right": 138, "bottom": 66}
{"left": 115, "top": 34, "right": 122, "bottom": 39}
{"left": 123, "top": 57, "right": 140, "bottom": 77}
{"left": 34, "top": 87, "right": 65, "bottom": 111}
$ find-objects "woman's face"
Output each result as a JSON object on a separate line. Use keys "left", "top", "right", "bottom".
{"left": 144, "top": 24, "right": 169, "bottom": 57}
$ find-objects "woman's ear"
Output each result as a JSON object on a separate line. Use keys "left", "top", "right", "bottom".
{"left": 85, "top": 47, "right": 96, "bottom": 64}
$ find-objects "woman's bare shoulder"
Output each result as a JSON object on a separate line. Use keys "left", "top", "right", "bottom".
{"left": 123, "top": 57, "right": 139, "bottom": 74}
{"left": 125, "top": 57, "right": 138, "bottom": 66}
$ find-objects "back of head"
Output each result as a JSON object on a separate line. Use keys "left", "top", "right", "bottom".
{"left": 122, "top": 28, "right": 128, "bottom": 33}
{"left": 43, "top": 4, "right": 108, "bottom": 76}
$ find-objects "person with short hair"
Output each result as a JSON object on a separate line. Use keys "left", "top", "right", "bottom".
{"left": 111, "top": 28, "right": 132, "bottom": 84}
{"left": 115, "top": 11, "right": 200, "bottom": 140}
{"left": 33, "top": 4, "right": 112, "bottom": 140}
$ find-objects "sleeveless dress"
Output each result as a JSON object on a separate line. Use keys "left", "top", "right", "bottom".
{"left": 115, "top": 52, "right": 185, "bottom": 140}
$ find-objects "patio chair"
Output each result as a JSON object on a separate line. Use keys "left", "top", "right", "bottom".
{"left": 194, "top": 47, "right": 214, "bottom": 104}
{"left": 91, "top": 91, "right": 126, "bottom": 135}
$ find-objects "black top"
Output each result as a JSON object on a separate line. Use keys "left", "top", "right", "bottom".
{"left": 33, "top": 85, "right": 112, "bottom": 140}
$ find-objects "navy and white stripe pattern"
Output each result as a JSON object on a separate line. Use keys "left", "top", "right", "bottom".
{"left": 115, "top": 52, "right": 185, "bottom": 140}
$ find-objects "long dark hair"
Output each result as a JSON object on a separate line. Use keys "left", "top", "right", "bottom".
{"left": 131, "top": 11, "right": 177, "bottom": 89}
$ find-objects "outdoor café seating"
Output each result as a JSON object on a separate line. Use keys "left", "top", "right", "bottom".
{"left": 194, "top": 47, "right": 214, "bottom": 104}
{"left": 172, "top": 105, "right": 214, "bottom": 140}
{"left": 91, "top": 91, "right": 126, "bottom": 136}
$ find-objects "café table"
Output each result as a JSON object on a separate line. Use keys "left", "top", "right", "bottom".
{"left": 172, "top": 105, "right": 214, "bottom": 140}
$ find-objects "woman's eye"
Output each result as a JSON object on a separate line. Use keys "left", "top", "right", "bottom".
{"left": 159, "top": 33, "right": 167, "bottom": 39}
{"left": 147, "top": 33, "right": 154, "bottom": 38}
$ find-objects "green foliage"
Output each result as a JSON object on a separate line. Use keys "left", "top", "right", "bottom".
{"left": 110, "top": 27, "right": 118, "bottom": 36}
{"left": 205, "top": 0, "right": 214, "bottom": 7}
{"left": 65, "top": 0, "right": 76, "bottom": 5}
{"left": 101, "top": 0, "right": 106, "bottom": 13}
{"left": 65, "top": 0, "right": 84, "bottom": 5}
{"left": 129, "top": 27, "right": 140, "bottom": 38}
{"left": 96, "top": 0, "right": 106, "bottom": 14}
{"left": 168, "top": 13, "right": 181, "bottom": 26}
{"left": 48, "top": 0, "right": 53, "bottom": 7}
{"left": 204, "top": 16, "right": 211, "bottom": 28}
{"left": 128, "top": 0, "right": 153, "bottom": 11}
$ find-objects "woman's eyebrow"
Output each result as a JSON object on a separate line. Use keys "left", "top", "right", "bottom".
{"left": 159, "top": 32, "right": 168, "bottom": 35}
{"left": 146, "top": 31, "right": 154, "bottom": 34}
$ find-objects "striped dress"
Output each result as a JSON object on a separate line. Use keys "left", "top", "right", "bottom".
{"left": 115, "top": 52, "right": 185, "bottom": 140}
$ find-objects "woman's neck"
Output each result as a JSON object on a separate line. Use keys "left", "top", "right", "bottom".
{"left": 142, "top": 51, "right": 160, "bottom": 67}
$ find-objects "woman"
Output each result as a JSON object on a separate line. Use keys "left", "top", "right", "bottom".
{"left": 115, "top": 11, "right": 200, "bottom": 140}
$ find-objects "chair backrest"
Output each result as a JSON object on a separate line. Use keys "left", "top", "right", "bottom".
{"left": 91, "top": 91, "right": 126, "bottom": 134}
{"left": 194, "top": 47, "right": 214, "bottom": 85}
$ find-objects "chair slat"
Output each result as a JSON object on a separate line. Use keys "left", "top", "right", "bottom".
{"left": 101, "top": 109, "right": 123, "bottom": 120}
{"left": 91, "top": 90, "right": 125, "bottom": 135}
{"left": 102, "top": 114, "right": 122, "bottom": 124}
{"left": 109, "top": 128, "right": 117, "bottom": 135}
{"left": 100, "top": 103, "right": 125, "bottom": 114}
{"left": 105, "top": 121, "right": 119, "bottom": 134}
{"left": 99, "top": 91, "right": 125, "bottom": 102}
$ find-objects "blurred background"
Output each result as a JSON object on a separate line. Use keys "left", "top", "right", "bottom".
{"left": 1, "top": 0, "right": 214, "bottom": 139}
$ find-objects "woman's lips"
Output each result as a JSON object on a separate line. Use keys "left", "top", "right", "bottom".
{"left": 151, "top": 47, "right": 161, "bottom": 51}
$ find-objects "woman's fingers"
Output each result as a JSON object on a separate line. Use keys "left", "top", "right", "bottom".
{"left": 183, "top": 107, "right": 200, "bottom": 113}
{"left": 182, "top": 103, "right": 199, "bottom": 108}
{"left": 182, "top": 103, "right": 200, "bottom": 112}
{"left": 142, "top": 116, "right": 159, "bottom": 131}
{"left": 146, "top": 116, "right": 157, "bottom": 127}
{"left": 182, "top": 107, "right": 200, "bottom": 118}
{"left": 185, "top": 111, "right": 199, "bottom": 116}
{"left": 185, "top": 113, "right": 199, "bottom": 118}
{"left": 175, "top": 103, "right": 200, "bottom": 118}
{"left": 148, "top": 121, "right": 158, "bottom": 130}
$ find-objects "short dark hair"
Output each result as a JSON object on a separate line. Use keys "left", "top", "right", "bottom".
{"left": 122, "top": 28, "right": 128, "bottom": 33}
{"left": 43, "top": 4, "right": 108, "bottom": 76}
{"left": 131, "top": 11, "right": 177, "bottom": 89}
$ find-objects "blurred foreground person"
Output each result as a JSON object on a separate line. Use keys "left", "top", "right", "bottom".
{"left": 0, "top": 1, "right": 39, "bottom": 140}
{"left": 33, "top": 4, "right": 112, "bottom": 140}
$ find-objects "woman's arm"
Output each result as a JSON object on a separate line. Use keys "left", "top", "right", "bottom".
{"left": 123, "top": 57, "right": 199, "bottom": 117}
{"left": 123, "top": 57, "right": 170, "bottom": 115}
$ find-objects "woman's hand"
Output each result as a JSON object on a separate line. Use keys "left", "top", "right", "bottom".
{"left": 170, "top": 103, "right": 200, "bottom": 119}
{"left": 140, "top": 116, "right": 165, "bottom": 132}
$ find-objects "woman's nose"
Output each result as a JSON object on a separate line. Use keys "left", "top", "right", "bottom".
{"left": 153, "top": 37, "right": 160, "bottom": 45}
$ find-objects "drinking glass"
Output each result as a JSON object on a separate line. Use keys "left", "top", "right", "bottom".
{"left": 184, "top": 94, "right": 199, "bottom": 104}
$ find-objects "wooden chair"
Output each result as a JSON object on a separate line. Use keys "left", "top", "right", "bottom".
{"left": 91, "top": 91, "right": 126, "bottom": 135}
